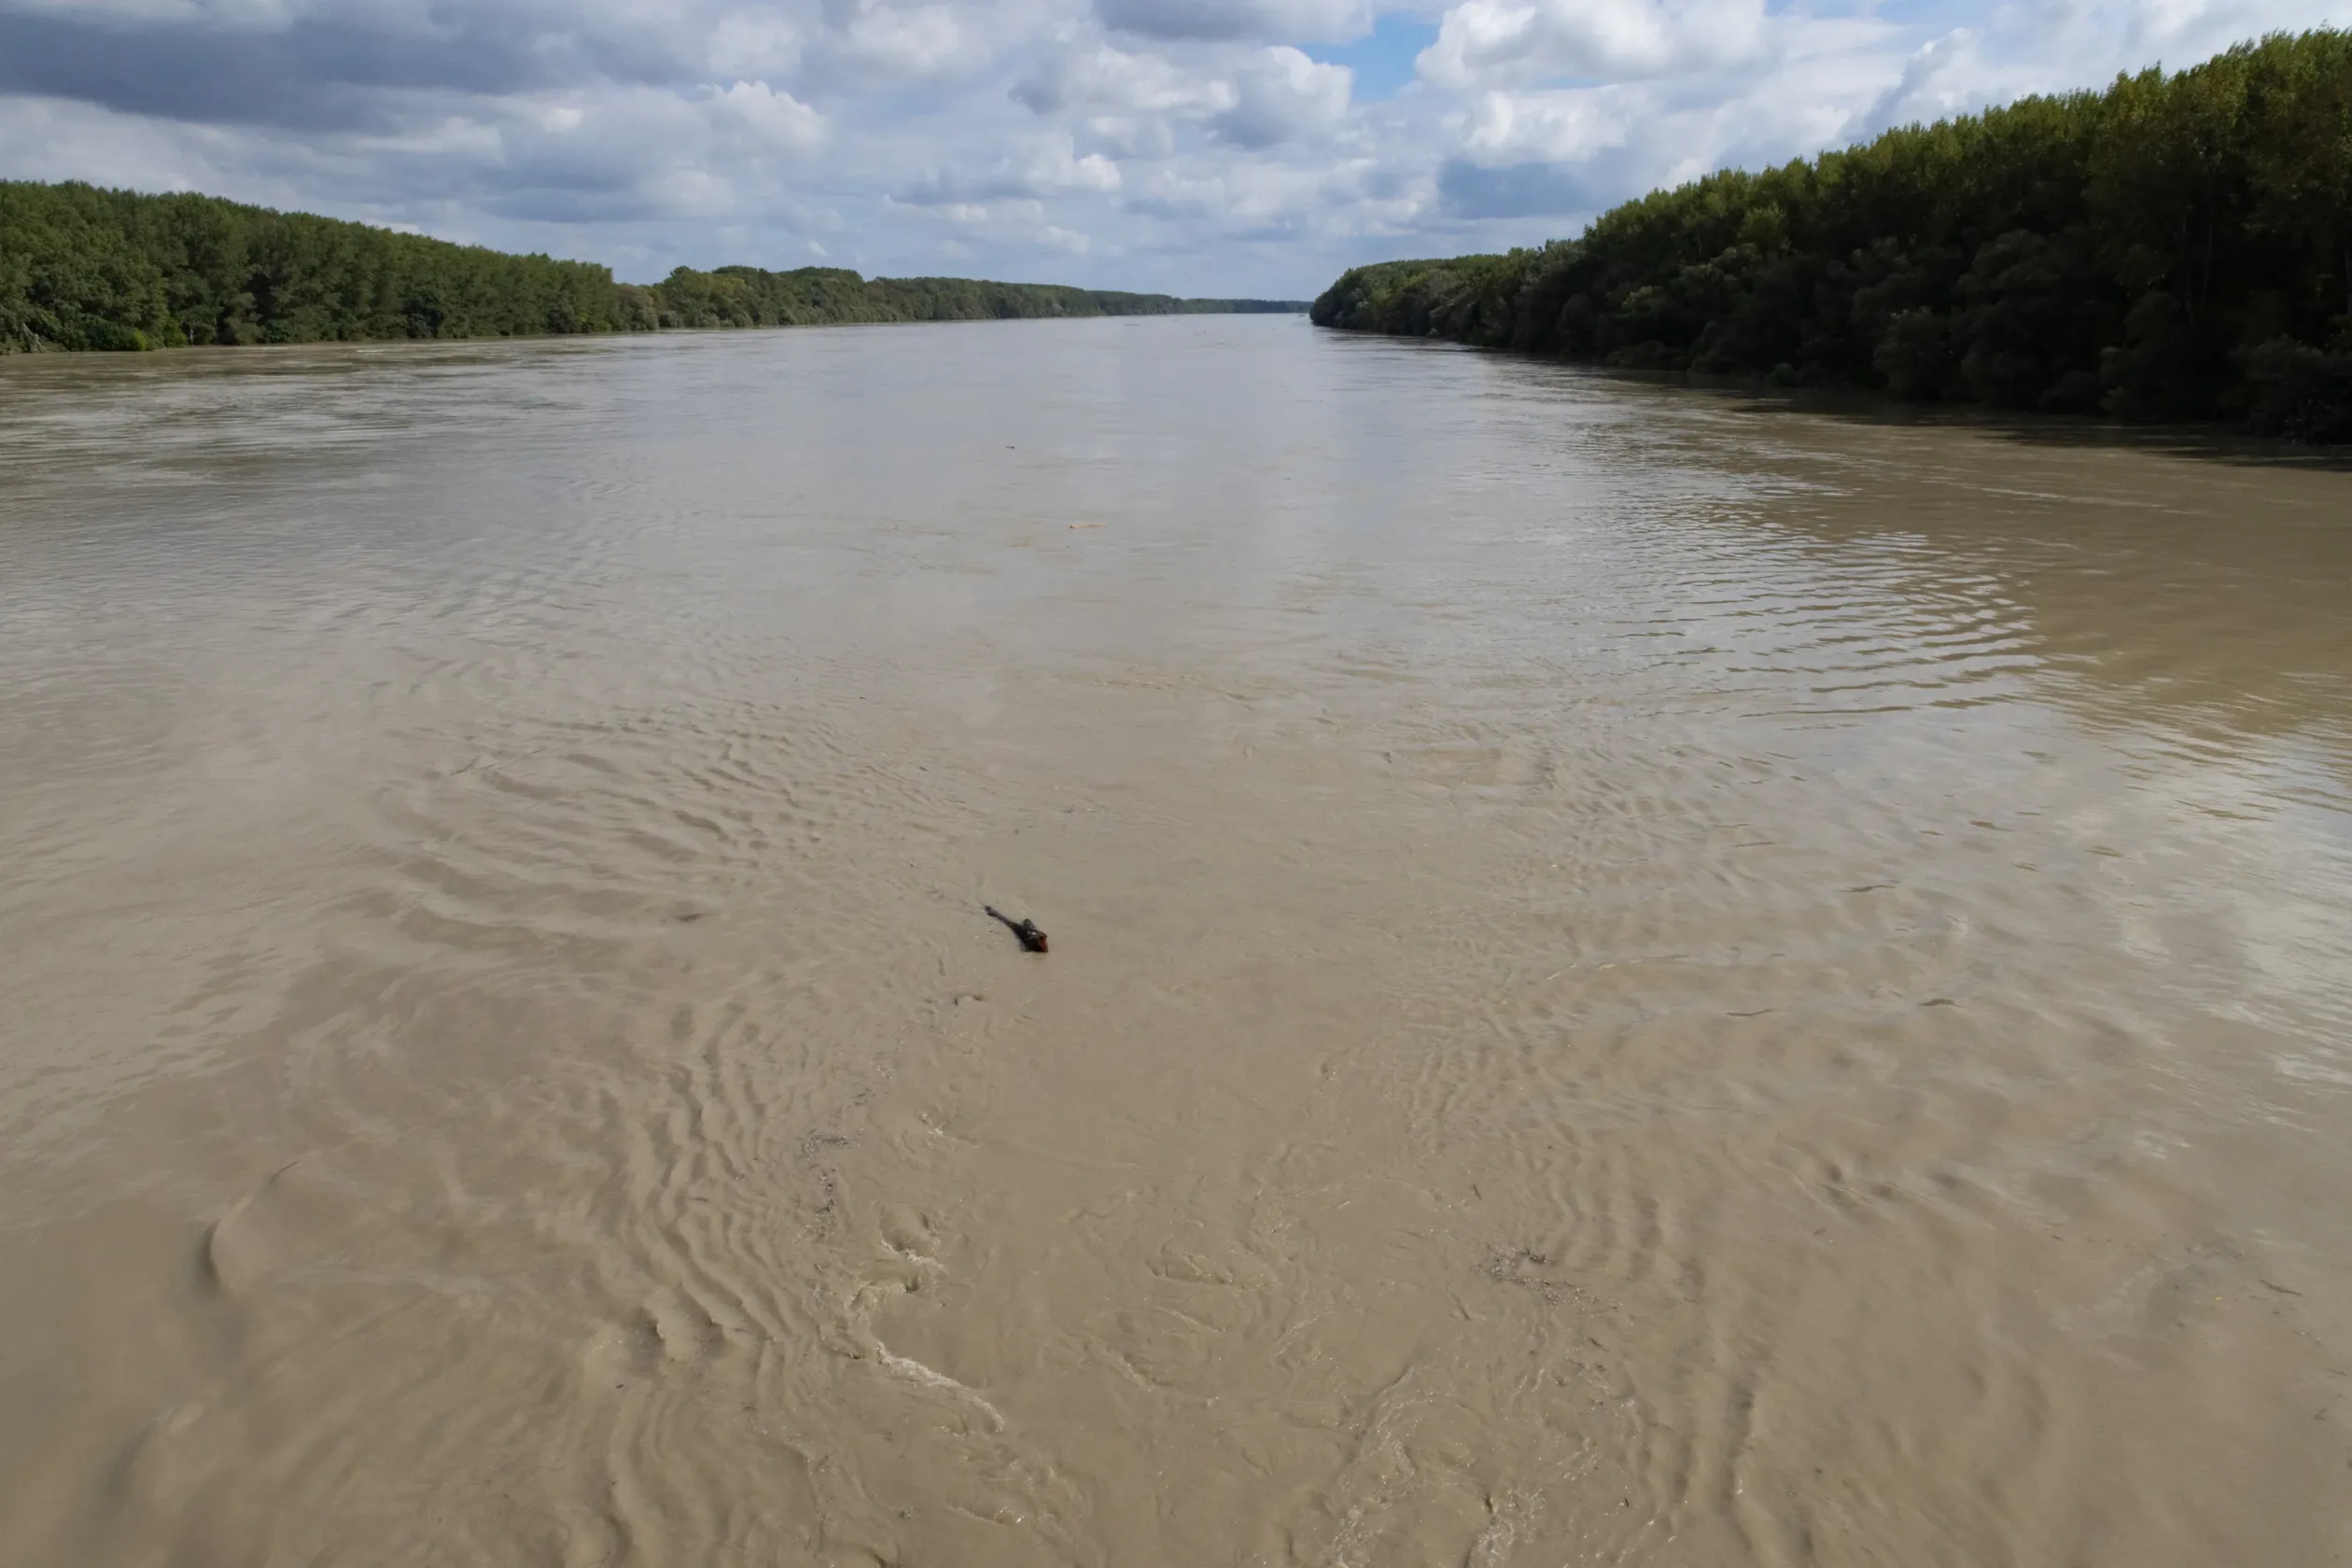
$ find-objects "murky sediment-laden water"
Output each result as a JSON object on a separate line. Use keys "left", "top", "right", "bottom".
{"left": 3, "top": 316, "right": 2349, "bottom": 1566}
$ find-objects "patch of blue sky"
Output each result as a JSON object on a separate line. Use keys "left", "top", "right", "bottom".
{"left": 1302, "top": 12, "right": 1441, "bottom": 102}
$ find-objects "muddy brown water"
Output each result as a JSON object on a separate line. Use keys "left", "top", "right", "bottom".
{"left": 3, "top": 316, "right": 2350, "bottom": 1566}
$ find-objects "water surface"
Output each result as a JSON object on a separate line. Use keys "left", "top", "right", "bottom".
{"left": 4, "top": 316, "right": 2350, "bottom": 1565}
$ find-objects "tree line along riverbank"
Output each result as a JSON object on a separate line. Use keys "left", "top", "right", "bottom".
{"left": 1311, "top": 29, "right": 2352, "bottom": 441}
{"left": 0, "top": 180, "right": 1301, "bottom": 354}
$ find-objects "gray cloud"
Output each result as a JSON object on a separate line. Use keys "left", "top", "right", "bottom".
{"left": 1095, "top": 0, "right": 1373, "bottom": 42}
{"left": 0, "top": 1, "right": 713, "bottom": 130}
{"left": 1436, "top": 156, "right": 1602, "bottom": 218}
{"left": 892, "top": 140, "right": 1122, "bottom": 207}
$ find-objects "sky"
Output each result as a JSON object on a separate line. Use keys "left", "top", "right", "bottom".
{"left": 0, "top": 0, "right": 2343, "bottom": 297}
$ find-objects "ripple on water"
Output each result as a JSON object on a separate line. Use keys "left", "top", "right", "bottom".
{"left": 2, "top": 319, "right": 2350, "bottom": 1566}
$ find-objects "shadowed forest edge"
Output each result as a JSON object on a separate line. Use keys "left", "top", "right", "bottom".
{"left": 1311, "top": 30, "right": 2352, "bottom": 441}
{"left": 0, "top": 181, "right": 1302, "bottom": 354}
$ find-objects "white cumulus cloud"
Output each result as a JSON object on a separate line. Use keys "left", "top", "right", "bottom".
{"left": 1418, "top": 0, "right": 1769, "bottom": 88}
{"left": 1211, "top": 46, "right": 1351, "bottom": 147}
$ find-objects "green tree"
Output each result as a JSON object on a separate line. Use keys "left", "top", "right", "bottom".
{"left": 1311, "top": 28, "right": 2352, "bottom": 437}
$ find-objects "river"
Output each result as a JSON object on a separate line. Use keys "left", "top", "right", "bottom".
{"left": 3, "top": 315, "right": 2349, "bottom": 1565}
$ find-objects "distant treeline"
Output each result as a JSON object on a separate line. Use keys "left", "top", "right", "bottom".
{"left": 1312, "top": 30, "right": 2352, "bottom": 440}
{"left": 636, "top": 264, "right": 1298, "bottom": 329}
{"left": 0, "top": 180, "right": 1301, "bottom": 354}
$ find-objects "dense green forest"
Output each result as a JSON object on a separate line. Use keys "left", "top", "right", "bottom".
{"left": 1313, "top": 30, "right": 2352, "bottom": 439}
{"left": 0, "top": 181, "right": 1299, "bottom": 354}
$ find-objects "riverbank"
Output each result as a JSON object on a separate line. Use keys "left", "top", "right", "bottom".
{"left": 0, "top": 180, "right": 1302, "bottom": 354}
{"left": 1311, "top": 29, "right": 2352, "bottom": 441}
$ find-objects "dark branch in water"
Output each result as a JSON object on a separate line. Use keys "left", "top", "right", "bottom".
{"left": 984, "top": 906, "right": 1048, "bottom": 954}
